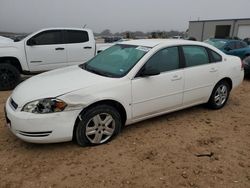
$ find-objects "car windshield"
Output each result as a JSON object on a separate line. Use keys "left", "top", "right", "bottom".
{"left": 204, "top": 39, "right": 227, "bottom": 49}
{"left": 81, "top": 44, "right": 151, "bottom": 78}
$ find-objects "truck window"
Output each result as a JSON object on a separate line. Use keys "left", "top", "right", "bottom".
{"left": 30, "top": 30, "right": 63, "bottom": 45}
{"left": 65, "top": 30, "right": 89, "bottom": 43}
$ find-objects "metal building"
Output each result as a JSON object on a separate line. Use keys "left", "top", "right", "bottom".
{"left": 188, "top": 18, "right": 250, "bottom": 41}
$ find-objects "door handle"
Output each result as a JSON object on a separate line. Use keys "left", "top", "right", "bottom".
{"left": 84, "top": 46, "right": 92, "bottom": 49}
{"left": 171, "top": 75, "right": 182, "bottom": 81}
{"left": 209, "top": 68, "right": 218, "bottom": 72}
{"left": 55, "top": 47, "right": 65, "bottom": 50}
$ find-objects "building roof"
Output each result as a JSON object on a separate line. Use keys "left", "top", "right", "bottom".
{"left": 190, "top": 18, "right": 250, "bottom": 23}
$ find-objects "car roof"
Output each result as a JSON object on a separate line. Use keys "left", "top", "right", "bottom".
{"left": 120, "top": 39, "right": 207, "bottom": 48}
{"left": 36, "top": 27, "right": 92, "bottom": 33}
{"left": 207, "top": 38, "right": 241, "bottom": 42}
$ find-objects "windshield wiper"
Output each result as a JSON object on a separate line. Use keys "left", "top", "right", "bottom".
{"left": 82, "top": 64, "right": 116, "bottom": 78}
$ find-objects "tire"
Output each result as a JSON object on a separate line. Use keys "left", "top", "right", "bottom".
{"left": 0, "top": 63, "right": 20, "bottom": 91}
{"left": 207, "top": 81, "right": 230, "bottom": 109}
{"left": 75, "top": 104, "right": 122, "bottom": 147}
{"left": 243, "top": 55, "right": 250, "bottom": 77}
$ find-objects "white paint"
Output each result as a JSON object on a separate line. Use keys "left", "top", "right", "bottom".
{"left": 5, "top": 39, "right": 244, "bottom": 144}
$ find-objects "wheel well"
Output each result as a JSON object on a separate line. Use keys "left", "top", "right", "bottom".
{"left": 0, "top": 57, "right": 22, "bottom": 72}
{"left": 72, "top": 100, "right": 127, "bottom": 141}
{"left": 218, "top": 77, "right": 232, "bottom": 91}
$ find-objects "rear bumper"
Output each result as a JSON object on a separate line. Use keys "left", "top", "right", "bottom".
{"left": 5, "top": 97, "right": 81, "bottom": 144}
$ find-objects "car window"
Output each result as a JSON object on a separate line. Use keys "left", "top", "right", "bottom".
{"left": 31, "top": 30, "right": 62, "bottom": 45}
{"left": 65, "top": 30, "right": 89, "bottom": 43}
{"left": 236, "top": 41, "right": 248, "bottom": 49}
{"left": 144, "top": 47, "right": 179, "bottom": 73}
{"left": 208, "top": 49, "right": 222, "bottom": 62}
{"left": 207, "top": 48, "right": 222, "bottom": 63}
{"left": 84, "top": 44, "right": 150, "bottom": 78}
{"left": 204, "top": 39, "right": 227, "bottom": 49}
{"left": 183, "top": 46, "right": 209, "bottom": 67}
{"left": 226, "top": 42, "right": 236, "bottom": 50}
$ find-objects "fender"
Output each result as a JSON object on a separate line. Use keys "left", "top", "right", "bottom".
{"left": 0, "top": 41, "right": 29, "bottom": 71}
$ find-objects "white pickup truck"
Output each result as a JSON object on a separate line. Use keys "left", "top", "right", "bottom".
{"left": 0, "top": 28, "right": 111, "bottom": 90}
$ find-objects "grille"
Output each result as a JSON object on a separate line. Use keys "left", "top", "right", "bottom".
{"left": 10, "top": 98, "right": 18, "bottom": 110}
{"left": 17, "top": 130, "right": 52, "bottom": 137}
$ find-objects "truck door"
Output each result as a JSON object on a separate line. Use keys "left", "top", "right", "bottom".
{"left": 25, "top": 30, "right": 67, "bottom": 72}
{"left": 64, "top": 30, "right": 95, "bottom": 65}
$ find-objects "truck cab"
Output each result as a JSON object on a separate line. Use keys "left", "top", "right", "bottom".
{"left": 0, "top": 28, "right": 96, "bottom": 90}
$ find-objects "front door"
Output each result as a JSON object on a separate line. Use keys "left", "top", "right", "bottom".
{"left": 25, "top": 30, "right": 67, "bottom": 72}
{"left": 132, "top": 47, "right": 184, "bottom": 120}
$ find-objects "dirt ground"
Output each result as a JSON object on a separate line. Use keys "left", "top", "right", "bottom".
{"left": 0, "top": 80, "right": 250, "bottom": 188}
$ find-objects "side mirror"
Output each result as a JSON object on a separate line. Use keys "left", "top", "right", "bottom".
{"left": 224, "top": 46, "right": 232, "bottom": 51}
{"left": 27, "top": 38, "right": 37, "bottom": 46}
{"left": 140, "top": 67, "right": 160, "bottom": 77}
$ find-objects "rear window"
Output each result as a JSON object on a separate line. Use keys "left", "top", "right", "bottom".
{"left": 208, "top": 49, "right": 222, "bottom": 62}
{"left": 236, "top": 41, "right": 248, "bottom": 49}
{"left": 183, "top": 46, "right": 209, "bottom": 67}
{"left": 205, "top": 39, "right": 227, "bottom": 49}
{"left": 65, "top": 30, "right": 89, "bottom": 43}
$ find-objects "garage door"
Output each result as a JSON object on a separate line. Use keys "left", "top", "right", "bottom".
{"left": 237, "top": 25, "right": 250, "bottom": 39}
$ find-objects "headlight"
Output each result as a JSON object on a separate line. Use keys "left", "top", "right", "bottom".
{"left": 22, "top": 98, "right": 67, "bottom": 114}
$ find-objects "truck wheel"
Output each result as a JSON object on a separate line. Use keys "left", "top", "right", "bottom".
{"left": 0, "top": 63, "right": 20, "bottom": 91}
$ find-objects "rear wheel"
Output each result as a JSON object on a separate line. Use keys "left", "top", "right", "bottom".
{"left": 243, "top": 55, "right": 250, "bottom": 76}
{"left": 207, "top": 81, "right": 230, "bottom": 109}
{"left": 243, "top": 55, "right": 250, "bottom": 62}
{"left": 75, "top": 104, "right": 121, "bottom": 146}
{"left": 0, "top": 63, "right": 20, "bottom": 91}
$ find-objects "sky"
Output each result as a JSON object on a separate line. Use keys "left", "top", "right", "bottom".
{"left": 0, "top": 0, "right": 250, "bottom": 33}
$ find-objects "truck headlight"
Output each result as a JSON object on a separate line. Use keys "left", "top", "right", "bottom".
{"left": 22, "top": 98, "right": 67, "bottom": 114}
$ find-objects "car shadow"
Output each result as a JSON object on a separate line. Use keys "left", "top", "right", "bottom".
{"left": 121, "top": 104, "right": 208, "bottom": 133}
{"left": 244, "top": 75, "right": 250, "bottom": 81}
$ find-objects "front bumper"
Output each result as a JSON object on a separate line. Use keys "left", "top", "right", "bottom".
{"left": 5, "top": 97, "right": 81, "bottom": 144}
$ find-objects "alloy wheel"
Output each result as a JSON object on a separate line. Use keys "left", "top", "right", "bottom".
{"left": 85, "top": 113, "right": 115, "bottom": 144}
{"left": 214, "top": 84, "right": 228, "bottom": 106}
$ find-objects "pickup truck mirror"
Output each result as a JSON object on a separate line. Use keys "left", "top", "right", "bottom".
{"left": 139, "top": 67, "right": 160, "bottom": 77}
{"left": 27, "top": 38, "right": 37, "bottom": 46}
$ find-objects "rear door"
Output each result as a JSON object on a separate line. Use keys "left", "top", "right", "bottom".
{"left": 64, "top": 30, "right": 95, "bottom": 65}
{"left": 131, "top": 47, "right": 184, "bottom": 120}
{"left": 25, "top": 30, "right": 67, "bottom": 71}
{"left": 182, "top": 45, "right": 221, "bottom": 106}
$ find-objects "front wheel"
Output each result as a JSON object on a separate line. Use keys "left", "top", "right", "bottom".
{"left": 75, "top": 104, "right": 121, "bottom": 146}
{"left": 207, "top": 81, "right": 230, "bottom": 109}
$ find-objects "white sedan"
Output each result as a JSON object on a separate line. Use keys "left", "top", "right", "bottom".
{"left": 5, "top": 39, "right": 244, "bottom": 146}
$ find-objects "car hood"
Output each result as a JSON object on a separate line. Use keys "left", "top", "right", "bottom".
{"left": 0, "top": 36, "right": 13, "bottom": 44}
{"left": 11, "top": 66, "right": 114, "bottom": 107}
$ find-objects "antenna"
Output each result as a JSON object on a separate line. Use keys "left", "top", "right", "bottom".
{"left": 83, "top": 24, "right": 87, "bottom": 28}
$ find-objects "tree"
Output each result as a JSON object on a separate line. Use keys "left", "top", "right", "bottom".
{"left": 100, "top": 29, "right": 112, "bottom": 36}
